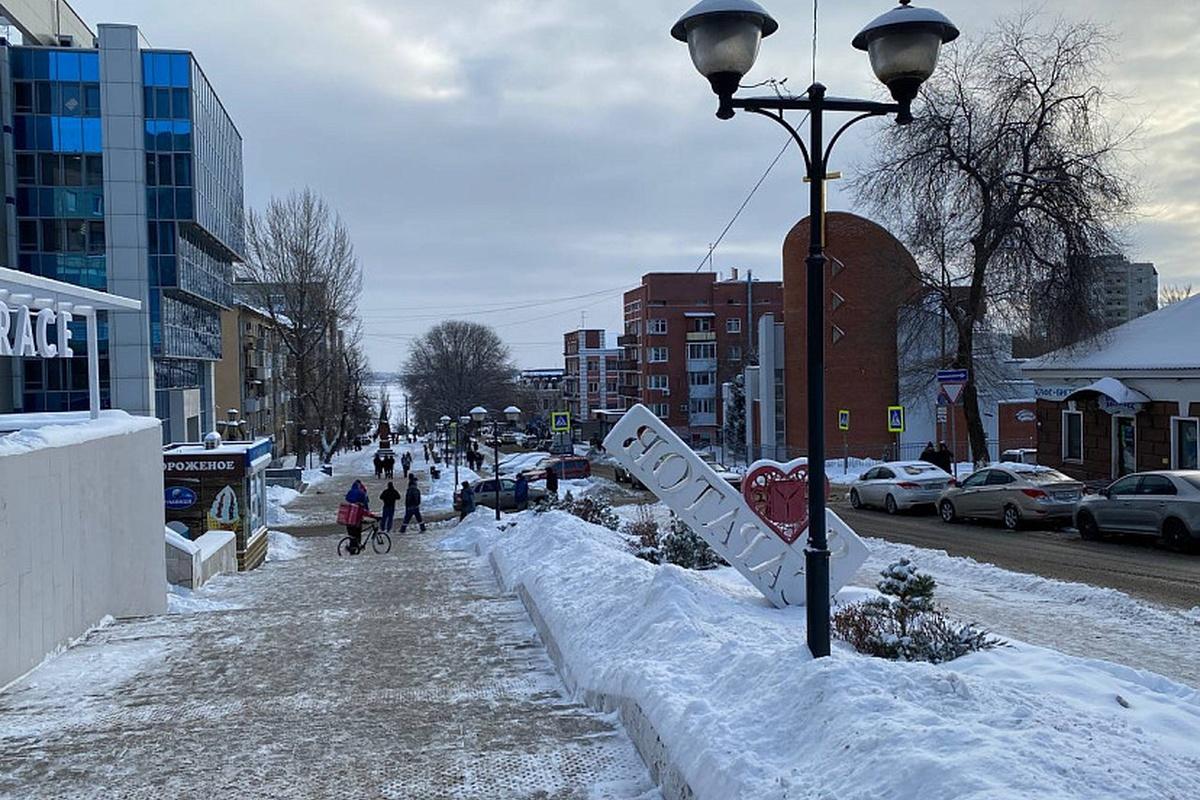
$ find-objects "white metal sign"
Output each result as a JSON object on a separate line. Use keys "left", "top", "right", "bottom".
{"left": 0, "top": 299, "right": 74, "bottom": 358}
{"left": 603, "top": 405, "right": 869, "bottom": 609}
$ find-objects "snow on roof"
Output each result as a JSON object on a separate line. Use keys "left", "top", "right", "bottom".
{"left": 1025, "top": 294, "right": 1200, "bottom": 373}
{"left": 0, "top": 411, "right": 159, "bottom": 457}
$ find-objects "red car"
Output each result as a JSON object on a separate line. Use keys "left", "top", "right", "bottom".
{"left": 521, "top": 456, "right": 591, "bottom": 482}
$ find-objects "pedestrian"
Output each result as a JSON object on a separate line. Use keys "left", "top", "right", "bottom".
{"left": 402, "top": 451, "right": 412, "bottom": 478}
{"left": 384, "top": 454, "right": 395, "bottom": 479}
{"left": 544, "top": 465, "right": 559, "bottom": 497}
{"left": 935, "top": 442, "right": 954, "bottom": 476}
{"left": 379, "top": 481, "right": 401, "bottom": 532}
{"left": 400, "top": 474, "right": 427, "bottom": 533}
{"left": 459, "top": 480, "right": 476, "bottom": 521}
{"left": 373, "top": 454, "right": 382, "bottom": 480}
{"left": 423, "top": 442, "right": 430, "bottom": 462}
{"left": 919, "top": 441, "right": 937, "bottom": 465}
{"left": 514, "top": 473, "right": 529, "bottom": 511}
{"left": 344, "top": 479, "right": 370, "bottom": 554}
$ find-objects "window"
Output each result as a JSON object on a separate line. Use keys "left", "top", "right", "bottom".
{"left": 861, "top": 468, "right": 879, "bottom": 481}
{"left": 690, "top": 398, "right": 715, "bottom": 415}
{"left": 648, "top": 347, "right": 668, "bottom": 363}
{"left": 688, "top": 371, "right": 715, "bottom": 387}
{"left": 587, "top": 382, "right": 599, "bottom": 394}
{"left": 694, "top": 317, "right": 712, "bottom": 332}
{"left": 728, "top": 345, "right": 742, "bottom": 362}
{"left": 1137, "top": 475, "right": 1177, "bottom": 496}
{"left": 687, "top": 342, "right": 716, "bottom": 360}
{"left": 651, "top": 403, "right": 670, "bottom": 419}
{"left": 648, "top": 375, "right": 669, "bottom": 391}
{"left": 726, "top": 318, "right": 742, "bottom": 334}
{"left": 877, "top": 468, "right": 896, "bottom": 480}
{"left": 1109, "top": 476, "right": 1140, "bottom": 496}
{"left": 1173, "top": 418, "right": 1199, "bottom": 470}
{"left": 1062, "top": 411, "right": 1083, "bottom": 462}
{"left": 960, "top": 471, "right": 990, "bottom": 489}
{"left": 985, "top": 471, "right": 1015, "bottom": 486}
{"left": 648, "top": 319, "right": 667, "bottom": 335}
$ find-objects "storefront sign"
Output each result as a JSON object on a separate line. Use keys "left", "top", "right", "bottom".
{"left": 164, "top": 486, "right": 198, "bottom": 510}
{"left": 603, "top": 405, "right": 868, "bottom": 609}
{"left": 0, "top": 300, "right": 73, "bottom": 358}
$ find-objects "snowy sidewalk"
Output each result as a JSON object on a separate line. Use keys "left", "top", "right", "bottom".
{"left": 0, "top": 533, "right": 657, "bottom": 799}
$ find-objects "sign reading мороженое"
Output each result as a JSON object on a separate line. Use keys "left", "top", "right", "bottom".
{"left": 602, "top": 405, "right": 869, "bottom": 609}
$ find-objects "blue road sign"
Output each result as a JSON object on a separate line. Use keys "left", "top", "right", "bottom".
{"left": 888, "top": 406, "right": 906, "bottom": 434}
{"left": 936, "top": 369, "right": 969, "bottom": 383}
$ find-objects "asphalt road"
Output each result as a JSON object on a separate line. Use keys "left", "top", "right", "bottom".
{"left": 834, "top": 503, "right": 1200, "bottom": 610}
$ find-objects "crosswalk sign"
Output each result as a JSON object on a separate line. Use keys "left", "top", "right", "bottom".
{"left": 551, "top": 411, "right": 571, "bottom": 433}
{"left": 888, "top": 406, "right": 905, "bottom": 434}
{"left": 838, "top": 409, "right": 850, "bottom": 431}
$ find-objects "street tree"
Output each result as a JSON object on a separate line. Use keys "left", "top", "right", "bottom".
{"left": 400, "top": 321, "right": 519, "bottom": 429}
{"left": 1160, "top": 284, "right": 1194, "bottom": 306}
{"left": 242, "top": 189, "right": 363, "bottom": 462}
{"left": 853, "top": 13, "right": 1137, "bottom": 463}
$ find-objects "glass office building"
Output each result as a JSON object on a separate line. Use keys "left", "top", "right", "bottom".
{"left": 2, "top": 25, "right": 244, "bottom": 441}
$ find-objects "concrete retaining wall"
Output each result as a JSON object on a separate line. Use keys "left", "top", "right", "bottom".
{"left": 0, "top": 413, "right": 168, "bottom": 688}
{"left": 485, "top": 549, "right": 695, "bottom": 800}
{"left": 165, "top": 530, "right": 236, "bottom": 590}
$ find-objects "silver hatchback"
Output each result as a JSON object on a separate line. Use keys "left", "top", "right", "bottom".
{"left": 1075, "top": 471, "right": 1200, "bottom": 550}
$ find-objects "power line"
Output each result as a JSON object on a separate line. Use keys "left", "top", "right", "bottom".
{"left": 360, "top": 283, "right": 629, "bottom": 321}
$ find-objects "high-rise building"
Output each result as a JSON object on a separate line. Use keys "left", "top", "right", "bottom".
{"left": 1095, "top": 254, "right": 1158, "bottom": 328}
{"left": 0, "top": 23, "right": 244, "bottom": 442}
{"left": 618, "top": 271, "right": 783, "bottom": 447}
{"left": 562, "top": 329, "right": 620, "bottom": 433}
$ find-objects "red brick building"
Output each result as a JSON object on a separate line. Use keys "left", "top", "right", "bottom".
{"left": 782, "top": 212, "right": 922, "bottom": 458}
{"left": 563, "top": 329, "right": 620, "bottom": 432}
{"left": 618, "top": 271, "right": 783, "bottom": 446}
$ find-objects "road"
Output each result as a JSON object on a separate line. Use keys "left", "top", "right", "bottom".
{"left": 835, "top": 503, "right": 1200, "bottom": 610}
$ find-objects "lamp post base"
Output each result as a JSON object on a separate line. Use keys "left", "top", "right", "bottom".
{"left": 805, "top": 546, "right": 832, "bottom": 658}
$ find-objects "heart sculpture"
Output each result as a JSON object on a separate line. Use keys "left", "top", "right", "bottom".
{"left": 742, "top": 460, "right": 830, "bottom": 545}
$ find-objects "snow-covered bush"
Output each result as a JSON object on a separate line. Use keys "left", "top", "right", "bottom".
{"left": 833, "top": 559, "right": 1003, "bottom": 663}
{"left": 624, "top": 505, "right": 662, "bottom": 564}
{"left": 535, "top": 491, "right": 620, "bottom": 531}
{"left": 661, "top": 514, "right": 726, "bottom": 570}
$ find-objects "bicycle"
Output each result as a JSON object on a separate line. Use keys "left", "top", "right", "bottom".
{"left": 338, "top": 519, "right": 392, "bottom": 556}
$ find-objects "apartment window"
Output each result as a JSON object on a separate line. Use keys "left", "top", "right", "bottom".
{"left": 729, "top": 345, "right": 742, "bottom": 362}
{"left": 648, "top": 318, "right": 667, "bottom": 335}
{"left": 690, "top": 398, "right": 715, "bottom": 414}
{"left": 651, "top": 403, "right": 670, "bottom": 419}
{"left": 1062, "top": 410, "right": 1083, "bottom": 462}
{"left": 648, "top": 347, "right": 669, "bottom": 363}
{"left": 694, "top": 317, "right": 712, "bottom": 332}
{"left": 688, "top": 371, "right": 715, "bottom": 387}
{"left": 687, "top": 342, "right": 716, "bottom": 360}
{"left": 648, "top": 375, "right": 669, "bottom": 391}
{"left": 587, "top": 382, "right": 599, "bottom": 394}
{"left": 726, "top": 318, "right": 742, "bottom": 334}
{"left": 1173, "top": 418, "right": 1199, "bottom": 470}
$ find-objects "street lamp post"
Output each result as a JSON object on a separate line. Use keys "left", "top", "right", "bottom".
{"left": 471, "top": 405, "right": 522, "bottom": 521}
{"left": 672, "top": 0, "right": 957, "bottom": 658}
{"left": 438, "top": 415, "right": 451, "bottom": 469}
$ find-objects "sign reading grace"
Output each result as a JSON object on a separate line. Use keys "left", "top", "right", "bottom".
{"left": 603, "top": 405, "right": 869, "bottom": 609}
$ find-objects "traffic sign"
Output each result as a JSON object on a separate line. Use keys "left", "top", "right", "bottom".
{"left": 888, "top": 406, "right": 905, "bottom": 433}
{"left": 551, "top": 411, "right": 572, "bottom": 433}
{"left": 942, "top": 382, "right": 965, "bottom": 404}
{"left": 936, "top": 369, "right": 969, "bottom": 383}
{"left": 838, "top": 409, "right": 850, "bottom": 431}
{"left": 936, "top": 406, "right": 948, "bottom": 423}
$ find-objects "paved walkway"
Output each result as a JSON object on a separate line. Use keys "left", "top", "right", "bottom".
{"left": 0, "top": 457, "right": 657, "bottom": 799}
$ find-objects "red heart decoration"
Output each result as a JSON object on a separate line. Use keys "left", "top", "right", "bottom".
{"left": 741, "top": 462, "right": 830, "bottom": 545}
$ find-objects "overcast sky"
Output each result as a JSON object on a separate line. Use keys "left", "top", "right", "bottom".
{"left": 74, "top": 1, "right": 1200, "bottom": 371}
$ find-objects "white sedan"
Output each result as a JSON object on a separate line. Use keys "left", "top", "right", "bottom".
{"left": 848, "top": 461, "right": 955, "bottom": 514}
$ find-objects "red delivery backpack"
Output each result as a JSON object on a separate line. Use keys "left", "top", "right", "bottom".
{"left": 337, "top": 502, "right": 364, "bottom": 526}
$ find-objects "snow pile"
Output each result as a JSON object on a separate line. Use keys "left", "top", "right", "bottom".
{"left": 0, "top": 410, "right": 159, "bottom": 457}
{"left": 425, "top": 463, "right": 483, "bottom": 512}
{"left": 166, "top": 583, "right": 242, "bottom": 615}
{"left": 443, "top": 511, "right": 1200, "bottom": 800}
{"left": 266, "top": 484, "right": 301, "bottom": 525}
{"left": 164, "top": 525, "right": 199, "bottom": 555}
{"left": 266, "top": 530, "right": 305, "bottom": 562}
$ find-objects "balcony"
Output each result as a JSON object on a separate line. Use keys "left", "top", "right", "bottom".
{"left": 688, "top": 383, "right": 717, "bottom": 400}
{"left": 617, "top": 333, "right": 640, "bottom": 347}
{"left": 619, "top": 385, "right": 640, "bottom": 397}
{"left": 613, "top": 360, "right": 639, "bottom": 372}
{"left": 689, "top": 413, "right": 718, "bottom": 427}
{"left": 686, "top": 358, "right": 717, "bottom": 374}
{"left": 686, "top": 331, "right": 716, "bottom": 342}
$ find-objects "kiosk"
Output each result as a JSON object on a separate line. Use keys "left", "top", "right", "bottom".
{"left": 163, "top": 434, "right": 273, "bottom": 571}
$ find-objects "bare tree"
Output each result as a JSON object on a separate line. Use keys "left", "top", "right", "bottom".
{"left": 854, "top": 13, "right": 1137, "bottom": 464}
{"left": 242, "top": 189, "right": 363, "bottom": 462}
{"left": 1161, "top": 283, "right": 1194, "bottom": 306}
{"left": 401, "top": 321, "right": 519, "bottom": 428}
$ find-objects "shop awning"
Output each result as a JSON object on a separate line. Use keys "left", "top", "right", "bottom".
{"left": 1064, "top": 377, "right": 1152, "bottom": 406}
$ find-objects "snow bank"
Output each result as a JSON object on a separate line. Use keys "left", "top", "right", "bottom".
{"left": 0, "top": 410, "right": 158, "bottom": 457}
{"left": 443, "top": 511, "right": 1200, "bottom": 800}
{"left": 266, "top": 484, "right": 301, "bottom": 525}
{"left": 425, "top": 463, "right": 482, "bottom": 512}
{"left": 167, "top": 583, "right": 242, "bottom": 615}
{"left": 266, "top": 530, "right": 305, "bottom": 562}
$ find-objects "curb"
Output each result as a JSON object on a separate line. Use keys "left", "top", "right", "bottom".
{"left": 484, "top": 547, "right": 695, "bottom": 800}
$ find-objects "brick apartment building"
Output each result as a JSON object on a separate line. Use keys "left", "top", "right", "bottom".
{"left": 618, "top": 271, "right": 783, "bottom": 447}
{"left": 563, "top": 330, "right": 620, "bottom": 434}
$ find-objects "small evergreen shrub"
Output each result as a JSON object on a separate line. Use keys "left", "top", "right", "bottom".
{"left": 624, "top": 505, "right": 662, "bottom": 564}
{"left": 661, "top": 514, "right": 726, "bottom": 570}
{"left": 534, "top": 490, "right": 620, "bottom": 531}
{"left": 833, "top": 559, "right": 1004, "bottom": 663}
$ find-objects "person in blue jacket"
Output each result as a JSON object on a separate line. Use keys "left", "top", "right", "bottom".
{"left": 514, "top": 474, "right": 530, "bottom": 511}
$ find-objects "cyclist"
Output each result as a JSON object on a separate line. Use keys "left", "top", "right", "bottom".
{"left": 344, "top": 480, "right": 373, "bottom": 554}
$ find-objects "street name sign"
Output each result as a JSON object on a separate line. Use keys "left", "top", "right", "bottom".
{"left": 603, "top": 404, "right": 869, "bottom": 609}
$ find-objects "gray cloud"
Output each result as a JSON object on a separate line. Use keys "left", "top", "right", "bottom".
{"left": 76, "top": 0, "right": 1200, "bottom": 368}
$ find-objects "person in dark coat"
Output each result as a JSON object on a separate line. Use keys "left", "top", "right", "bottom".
{"left": 919, "top": 442, "right": 938, "bottom": 465}
{"left": 423, "top": 442, "right": 430, "bottom": 462}
{"left": 400, "top": 475, "right": 426, "bottom": 533}
{"left": 385, "top": 455, "right": 396, "bottom": 479}
{"left": 373, "top": 454, "right": 383, "bottom": 480}
{"left": 544, "top": 465, "right": 559, "bottom": 497}
{"left": 401, "top": 452, "right": 413, "bottom": 478}
{"left": 459, "top": 481, "right": 476, "bottom": 521}
{"left": 380, "top": 481, "right": 401, "bottom": 532}
{"left": 514, "top": 474, "right": 529, "bottom": 511}
{"left": 344, "top": 480, "right": 370, "bottom": 553}
{"left": 935, "top": 442, "right": 954, "bottom": 476}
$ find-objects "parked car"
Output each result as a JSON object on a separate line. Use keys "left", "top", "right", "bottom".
{"left": 938, "top": 464, "right": 1084, "bottom": 530}
{"left": 849, "top": 461, "right": 954, "bottom": 514}
{"left": 520, "top": 455, "right": 591, "bottom": 481}
{"left": 613, "top": 463, "right": 646, "bottom": 490}
{"left": 1074, "top": 471, "right": 1200, "bottom": 549}
{"left": 454, "top": 478, "right": 547, "bottom": 511}
{"left": 1000, "top": 448, "right": 1038, "bottom": 465}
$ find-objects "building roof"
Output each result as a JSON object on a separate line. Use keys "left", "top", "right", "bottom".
{"left": 1024, "top": 294, "right": 1200, "bottom": 374}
